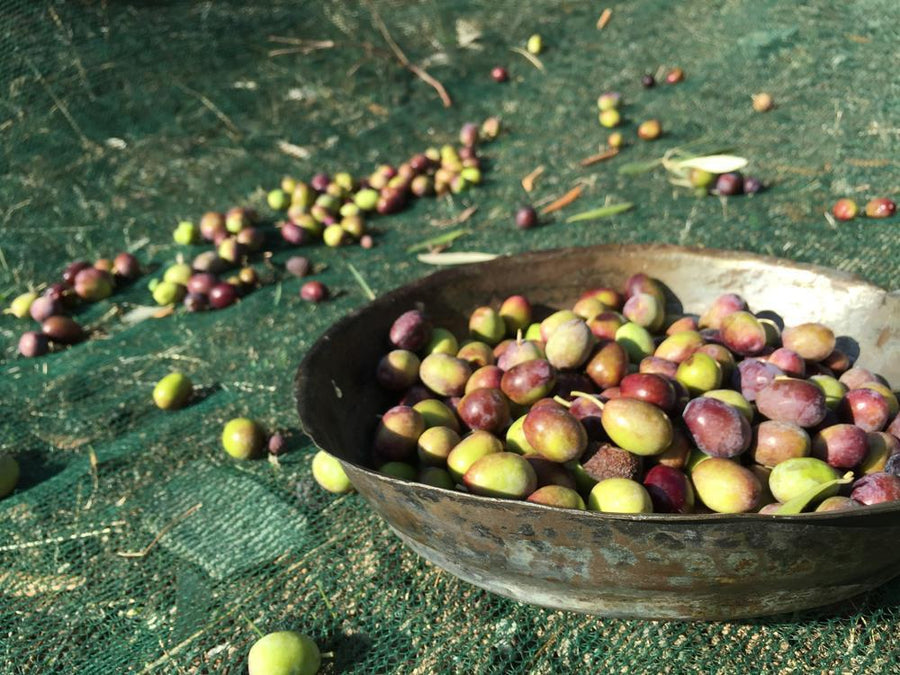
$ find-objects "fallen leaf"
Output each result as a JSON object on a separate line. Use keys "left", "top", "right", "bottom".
{"left": 417, "top": 252, "right": 498, "bottom": 265}
{"left": 675, "top": 155, "right": 748, "bottom": 174}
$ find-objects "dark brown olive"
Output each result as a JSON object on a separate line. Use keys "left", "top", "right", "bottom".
{"left": 42, "top": 316, "right": 85, "bottom": 344}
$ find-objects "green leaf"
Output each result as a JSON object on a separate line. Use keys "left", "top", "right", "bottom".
{"left": 564, "top": 203, "right": 634, "bottom": 223}
{"left": 774, "top": 472, "right": 854, "bottom": 515}
{"left": 405, "top": 228, "right": 470, "bottom": 253}
{"left": 675, "top": 154, "right": 749, "bottom": 174}
{"left": 618, "top": 159, "right": 663, "bottom": 175}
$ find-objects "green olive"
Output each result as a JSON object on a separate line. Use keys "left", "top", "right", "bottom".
{"left": 247, "top": 630, "right": 321, "bottom": 675}
{"left": 152, "top": 372, "right": 193, "bottom": 410}
{"left": 221, "top": 418, "right": 266, "bottom": 460}
{"left": 0, "top": 454, "right": 20, "bottom": 498}
{"left": 311, "top": 450, "right": 353, "bottom": 494}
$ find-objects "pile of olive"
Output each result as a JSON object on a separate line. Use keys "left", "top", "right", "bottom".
{"left": 368, "top": 275, "right": 900, "bottom": 514}
{"left": 8, "top": 253, "right": 142, "bottom": 358}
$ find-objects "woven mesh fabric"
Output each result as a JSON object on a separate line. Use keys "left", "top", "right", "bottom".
{"left": 1, "top": 1, "right": 899, "bottom": 672}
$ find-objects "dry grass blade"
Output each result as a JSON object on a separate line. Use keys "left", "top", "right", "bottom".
{"left": 540, "top": 185, "right": 584, "bottom": 215}
{"left": 346, "top": 262, "right": 376, "bottom": 300}
{"left": 509, "top": 47, "right": 545, "bottom": 72}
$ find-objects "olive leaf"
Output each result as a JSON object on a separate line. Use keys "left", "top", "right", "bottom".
{"left": 565, "top": 203, "right": 634, "bottom": 223}
{"left": 121, "top": 305, "right": 169, "bottom": 325}
{"left": 674, "top": 154, "right": 749, "bottom": 174}
{"left": 406, "top": 228, "right": 470, "bottom": 253}
{"left": 417, "top": 252, "right": 499, "bottom": 265}
{"left": 774, "top": 472, "right": 854, "bottom": 515}
{"left": 617, "top": 158, "right": 663, "bottom": 175}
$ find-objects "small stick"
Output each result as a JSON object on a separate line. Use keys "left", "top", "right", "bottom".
{"left": 579, "top": 148, "right": 619, "bottom": 167}
{"left": 521, "top": 166, "right": 545, "bottom": 192}
{"left": 539, "top": 185, "right": 584, "bottom": 215}
{"left": 173, "top": 82, "right": 241, "bottom": 140}
{"left": 365, "top": 0, "right": 452, "bottom": 107}
{"left": 597, "top": 8, "right": 613, "bottom": 30}
{"left": 267, "top": 37, "right": 335, "bottom": 57}
{"left": 268, "top": 36, "right": 336, "bottom": 47}
{"left": 24, "top": 58, "right": 99, "bottom": 152}
{"left": 116, "top": 503, "right": 202, "bottom": 559}
{"left": 429, "top": 205, "right": 478, "bottom": 228}
{"left": 846, "top": 158, "right": 891, "bottom": 168}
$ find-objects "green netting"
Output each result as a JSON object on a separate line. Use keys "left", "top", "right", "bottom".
{"left": 1, "top": 0, "right": 899, "bottom": 672}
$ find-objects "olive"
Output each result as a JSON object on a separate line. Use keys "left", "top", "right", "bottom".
{"left": 152, "top": 372, "right": 193, "bottom": 410}
{"left": 221, "top": 418, "right": 266, "bottom": 460}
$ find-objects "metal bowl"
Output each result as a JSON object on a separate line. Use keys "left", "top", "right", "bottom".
{"left": 295, "top": 244, "right": 900, "bottom": 620}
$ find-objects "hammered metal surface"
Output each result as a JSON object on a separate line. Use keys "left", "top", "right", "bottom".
{"left": 296, "top": 244, "right": 900, "bottom": 619}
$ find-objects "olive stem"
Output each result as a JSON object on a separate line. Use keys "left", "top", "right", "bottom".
{"left": 551, "top": 396, "right": 573, "bottom": 408}
{"left": 570, "top": 390, "right": 606, "bottom": 410}
{"left": 241, "top": 613, "right": 265, "bottom": 640}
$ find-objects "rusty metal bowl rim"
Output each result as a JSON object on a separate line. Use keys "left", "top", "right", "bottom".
{"left": 295, "top": 242, "right": 900, "bottom": 523}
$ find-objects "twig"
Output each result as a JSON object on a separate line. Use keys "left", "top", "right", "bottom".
{"left": 268, "top": 36, "right": 336, "bottom": 46}
{"left": 521, "top": 166, "right": 544, "bottom": 193}
{"left": 116, "top": 503, "right": 202, "bottom": 559}
{"left": 429, "top": 205, "right": 478, "bottom": 227}
{"left": 597, "top": 8, "right": 613, "bottom": 30}
{"left": 579, "top": 148, "right": 619, "bottom": 167}
{"left": 24, "top": 58, "right": 100, "bottom": 151}
{"left": 509, "top": 47, "right": 544, "bottom": 72}
{"left": 173, "top": 82, "right": 241, "bottom": 140}
{"left": 267, "top": 37, "right": 335, "bottom": 57}
{"left": 846, "top": 158, "right": 891, "bottom": 168}
{"left": 539, "top": 185, "right": 584, "bottom": 215}
{"left": 346, "top": 263, "right": 376, "bottom": 301}
{"left": 365, "top": 0, "right": 452, "bottom": 107}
